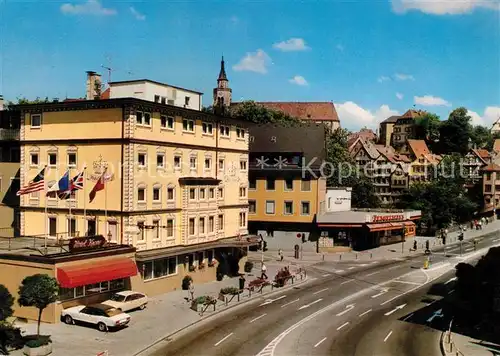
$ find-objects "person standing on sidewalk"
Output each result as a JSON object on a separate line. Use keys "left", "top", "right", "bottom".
{"left": 261, "top": 263, "right": 268, "bottom": 279}
{"left": 188, "top": 280, "right": 195, "bottom": 301}
{"left": 278, "top": 249, "right": 283, "bottom": 262}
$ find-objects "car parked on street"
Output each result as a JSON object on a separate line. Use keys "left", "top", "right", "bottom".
{"left": 61, "top": 303, "right": 131, "bottom": 332}
{"left": 102, "top": 291, "right": 148, "bottom": 312}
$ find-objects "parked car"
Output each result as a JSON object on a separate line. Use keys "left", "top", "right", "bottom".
{"left": 61, "top": 304, "right": 131, "bottom": 332}
{"left": 102, "top": 291, "right": 148, "bottom": 312}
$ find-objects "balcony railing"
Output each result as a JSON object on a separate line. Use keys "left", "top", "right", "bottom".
{"left": 0, "top": 129, "right": 19, "bottom": 141}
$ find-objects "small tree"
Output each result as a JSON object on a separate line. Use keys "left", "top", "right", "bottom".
{"left": 0, "top": 285, "right": 14, "bottom": 322}
{"left": 18, "top": 275, "right": 58, "bottom": 337}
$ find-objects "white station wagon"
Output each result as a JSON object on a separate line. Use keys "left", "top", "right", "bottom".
{"left": 102, "top": 291, "right": 148, "bottom": 312}
{"left": 61, "top": 304, "right": 131, "bottom": 332}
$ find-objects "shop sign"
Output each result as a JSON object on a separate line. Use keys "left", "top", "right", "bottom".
{"left": 372, "top": 214, "right": 405, "bottom": 223}
{"left": 69, "top": 235, "right": 106, "bottom": 253}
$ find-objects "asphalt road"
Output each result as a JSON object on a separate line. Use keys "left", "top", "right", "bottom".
{"left": 146, "top": 230, "right": 500, "bottom": 356}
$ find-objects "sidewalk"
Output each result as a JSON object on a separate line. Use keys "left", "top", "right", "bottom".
{"left": 12, "top": 263, "right": 308, "bottom": 356}
{"left": 253, "top": 219, "right": 500, "bottom": 266}
{"left": 441, "top": 331, "right": 500, "bottom": 356}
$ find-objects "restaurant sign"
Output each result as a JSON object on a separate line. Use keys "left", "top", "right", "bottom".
{"left": 372, "top": 214, "right": 405, "bottom": 223}
{"left": 69, "top": 235, "right": 106, "bottom": 253}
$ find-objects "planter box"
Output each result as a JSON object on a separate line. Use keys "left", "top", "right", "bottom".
{"left": 23, "top": 343, "right": 52, "bottom": 356}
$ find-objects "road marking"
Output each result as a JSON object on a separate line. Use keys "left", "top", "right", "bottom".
{"left": 388, "top": 265, "right": 401, "bottom": 271}
{"left": 384, "top": 303, "right": 407, "bottom": 316}
{"left": 370, "top": 261, "right": 379, "bottom": 265}
{"left": 366, "top": 271, "right": 381, "bottom": 277}
{"left": 336, "top": 304, "right": 355, "bottom": 316}
{"left": 260, "top": 295, "right": 286, "bottom": 306}
{"left": 314, "top": 337, "right": 327, "bottom": 348}
{"left": 322, "top": 274, "right": 330, "bottom": 277}
{"left": 448, "top": 289, "right": 455, "bottom": 295}
{"left": 493, "top": 238, "right": 500, "bottom": 243}
{"left": 281, "top": 299, "right": 299, "bottom": 308}
{"left": 348, "top": 267, "right": 356, "bottom": 270}
{"left": 384, "top": 331, "right": 393, "bottom": 342}
{"left": 334, "top": 270, "right": 345, "bottom": 273}
{"left": 341, "top": 279, "right": 354, "bottom": 285}
{"left": 393, "top": 280, "right": 421, "bottom": 286}
{"left": 359, "top": 264, "right": 369, "bottom": 267}
{"left": 465, "top": 248, "right": 474, "bottom": 252}
{"left": 426, "top": 262, "right": 451, "bottom": 272}
{"left": 298, "top": 298, "right": 323, "bottom": 310}
{"left": 313, "top": 288, "right": 329, "bottom": 295}
{"left": 359, "top": 309, "right": 372, "bottom": 317}
{"left": 381, "top": 295, "right": 402, "bottom": 305}
{"left": 402, "top": 313, "right": 414, "bottom": 321}
{"left": 445, "top": 277, "right": 457, "bottom": 285}
{"left": 337, "top": 322, "right": 349, "bottom": 331}
{"left": 214, "top": 333, "right": 233, "bottom": 346}
{"left": 427, "top": 309, "right": 443, "bottom": 323}
{"left": 371, "top": 289, "right": 388, "bottom": 298}
{"left": 250, "top": 314, "right": 267, "bottom": 323}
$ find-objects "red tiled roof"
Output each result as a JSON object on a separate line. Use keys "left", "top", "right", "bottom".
{"left": 375, "top": 145, "right": 411, "bottom": 163}
{"left": 401, "top": 109, "right": 426, "bottom": 119}
{"left": 482, "top": 163, "right": 500, "bottom": 172}
{"left": 407, "top": 139, "right": 441, "bottom": 164}
{"left": 254, "top": 102, "right": 340, "bottom": 122}
{"left": 494, "top": 139, "right": 500, "bottom": 153}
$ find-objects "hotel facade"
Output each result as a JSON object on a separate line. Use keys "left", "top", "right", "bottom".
{"left": 14, "top": 96, "right": 252, "bottom": 299}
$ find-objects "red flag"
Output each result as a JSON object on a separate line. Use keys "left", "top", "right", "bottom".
{"left": 89, "top": 171, "right": 106, "bottom": 203}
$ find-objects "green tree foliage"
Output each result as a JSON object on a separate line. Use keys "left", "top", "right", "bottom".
{"left": 228, "top": 101, "right": 302, "bottom": 127}
{"left": 350, "top": 175, "right": 382, "bottom": 208}
{"left": 438, "top": 107, "right": 472, "bottom": 155}
{"left": 18, "top": 274, "right": 59, "bottom": 336}
{"left": 414, "top": 113, "right": 441, "bottom": 148}
{"left": 470, "top": 125, "right": 493, "bottom": 150}
{"left": 0, "top": 285, "right": 13, "bottom": 322}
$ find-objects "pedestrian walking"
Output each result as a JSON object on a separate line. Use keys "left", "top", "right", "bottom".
{"left": 261, "top": 263, "right": 268, "bottom": 279}
{"left": 278, "top": 249, "right": 283, "bottom": 262}
{"left": 188, "top": 280, "right": 195, "bottom": 301}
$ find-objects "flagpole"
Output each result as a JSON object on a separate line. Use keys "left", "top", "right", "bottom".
{"left": 67, "top": 170, "right": 72, "bottom": 238}
{"left": 44, "top": 165, "right": 48, "bottom": 253}
{"left": 104, "top": 169, "right": 108, "bottom": 239}
{"left": 83, "top": 167, "right": 87, "bottom": 233}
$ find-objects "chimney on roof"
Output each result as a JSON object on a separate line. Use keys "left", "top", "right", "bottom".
{"left": 86, "top": 71, "right": 102, "bottom": 100}
{"left": 0, "top": 95, "right": 4, "bottom": 111}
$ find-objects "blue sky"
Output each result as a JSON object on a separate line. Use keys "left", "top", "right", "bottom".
{"left": 1, "top": 0, "right": 499, "bottom": 130}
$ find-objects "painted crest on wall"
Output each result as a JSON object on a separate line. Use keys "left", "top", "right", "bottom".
{"left": 89, "top": 154, "right": 114, "bottom": 182}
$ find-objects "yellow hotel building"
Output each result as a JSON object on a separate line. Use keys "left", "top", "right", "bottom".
{"left": 15, "top": 97, "right": 253, "bottom": 296}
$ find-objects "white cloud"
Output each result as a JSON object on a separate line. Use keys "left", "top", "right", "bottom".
{"left": 414, "top": 95, "right": 451, "bottom": 107}
{"left": 60, "top": 0, "right": 116, "bottom": 16}
{"left": 233, "top": 49, "right": 271, "bottom": 74}
{"left": 378, "top": 76, "right": 391, "bottom": 83}
{"left": 130, "top": 7, "right": 145, "bottom": 20}
{"left": 391, "top": 0, "right": 500, "bottom": 15}
{"left": 336, "top": 44, "right": 344, "bottom": 52}
{"left": 289, "top": 75, "right": 308, "bottom": 86}
{"left": 272, "top": 38, "right": 309, "bottom": 52}
{"left": 395, "top": 73, "right": 415, "bottom": 81}
{"left": 468, "top": 106, "right": 500, "bottom": 127}
{"left": 396, "top": 92, "right": 404, "bottom": 100}
{"left": 335, "top": 102, "right": 399, "bottom": 130}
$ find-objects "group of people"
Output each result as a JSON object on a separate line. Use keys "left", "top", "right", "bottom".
{"left": 471, "top": 217, "right": 489, "bottom": 230}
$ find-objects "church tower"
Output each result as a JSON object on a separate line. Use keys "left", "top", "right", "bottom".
{"left": 213, "top": 56, "right": 232, "bottom": 110}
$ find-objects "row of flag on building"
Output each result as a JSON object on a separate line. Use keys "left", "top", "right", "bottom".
{"left": 16, "top": 167, "right": 107, "bottom": 203}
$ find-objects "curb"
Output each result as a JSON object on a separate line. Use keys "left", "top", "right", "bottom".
{"left": 133, "top": 274, "right": 313, "bottom": 356}
{"left": 440, "top": 331, "right": 448, "bottom": 356}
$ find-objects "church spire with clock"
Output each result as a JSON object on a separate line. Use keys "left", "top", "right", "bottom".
{"left": 213, "top": 56, "right": 232, "bottom": 111}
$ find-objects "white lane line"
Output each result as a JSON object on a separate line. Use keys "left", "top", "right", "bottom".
{"left": 322, "top": 274, "right": 331, "bottom": 277}
{"left": 359, "top": 264, "right": 369, "bottom": 267}
{"left": 313, "top": 288, "right": 329, "bottom": 295}
{"left": 214, "top": 333, "right": 233, "bottom": 346}
{"left": 359, "top": 309, "right": 372, "bottom": 317}
{"left": 334, "top": 270, "right": 345, "bottom": 273}
{"left": 448, "top": 289, "right": 455, "bottom": 295}
{"left": 388, "top": 265, "right": 401, "bottom": 271}
{"left": 259, "top": 295, "right": 287, "bottom": 306}
{"left": 366, "top": 271, "right": 381, "bottom": 277}
{"left": 314, "top": 337, "right": 327, "bottom": 348}
{"left": 341, "top": 279, "right": 354, "bottom": 285}
{"left": 492, "top": 238, "right": 500, "bottom": 243}
{"left": 281, "top": 299, "right": 299, "bottom": 308}
{"left": 383, "top": 331, "right": 393, "bottom": 342}
{"left": 381, "top": 294, "right": 402, "bottom": 306}
{"left": 403, "top": 313, "right": 414, "bottom": 321}
{"left": 336, "top": 304, "right": 355, "bottom": 316}
{"left": 370, "top": 261, "right": 379, "bottom": 265}
{"left": 465, "top": 248, "right": 474, "bottom": 252}
{"left": 250, "top": 314, "right": 267, "bottom": 323}
{"left": 445, "top": 277, "right": 457, "bottom": 285}
{"left": 298, "top": 298, "right": 323, "bottom": 310}
{"left": 371, "top": 289, "right": 388, "bottom": 298}
{"left": 337, "top": 322, "right": 349, "bottom": 331}
{"left": 426, "top": 262, "right": 451, "bottom": 272}
{"left": 393, "top": 280, "right": 422, "bottom": 286}
{"left": 348, "top": 267, "right": 356, "bottom": 270}
{"left": 384, "top": 303, "right": 407, "bottom": 316}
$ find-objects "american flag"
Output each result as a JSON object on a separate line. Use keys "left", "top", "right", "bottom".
{"left": 58, "top": 170, "right": 85, "bottom": 200}
{"left": 17, "top": 168, "right": 46, "bottom": 196}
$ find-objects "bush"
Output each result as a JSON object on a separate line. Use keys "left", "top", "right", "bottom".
{"left": 24, "top": 335, "right": 51, "bottom": 348}
{"left": 182, "top": 276, "right": 193, "bottom": 290}
{"left": 244, "top": 261, "right": 254, "bottom": 273}
{"left": 220, "top": 287, "right": 240, "bottom": 295}
{"left": 0, "top": 322, "right": 24, "bottom": 353}
{"left": 193, "top": 296, "right": 216, "bottom": 305}
{"left": 274, "top": 269, "right": 292, "bottom": 288}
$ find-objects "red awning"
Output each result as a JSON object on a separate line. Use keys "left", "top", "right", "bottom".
{"left": 57, "top": 258, "right": 138, "bottom": 288}
{"left": 367, "top": 223, "right": 404, "bottom": 232}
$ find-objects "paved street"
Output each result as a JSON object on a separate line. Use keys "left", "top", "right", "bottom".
{"left": 143, "top": 229, "right": 500, "bottom": 356}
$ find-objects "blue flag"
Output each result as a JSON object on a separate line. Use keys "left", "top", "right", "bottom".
{"left": 46, "top": 171, "right": 70, "bottom": 196}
